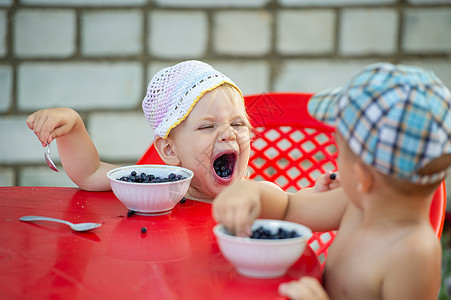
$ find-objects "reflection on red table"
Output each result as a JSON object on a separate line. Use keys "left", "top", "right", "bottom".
{"left": 0, "top": 187, "right": 322, "bottom": 299}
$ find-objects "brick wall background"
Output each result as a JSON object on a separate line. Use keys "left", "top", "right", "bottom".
{"left": 1, "top": 0, "right": 451, "bottom": 208}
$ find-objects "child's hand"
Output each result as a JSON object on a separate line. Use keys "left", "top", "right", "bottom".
{"left": 313, "top": 170, "right": 340, "bottom": 193}
{"left": 279, "top": 277, "right": 330, "bottom": 300}
{"left": 212, "top": 181, "right": 262, "bottom": 237}
{"left": 26, "top": 108, "right": 81, "bottom": 147}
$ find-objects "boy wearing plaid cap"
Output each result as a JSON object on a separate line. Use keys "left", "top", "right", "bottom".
{"left": 26, "top": 60, "right": 337, "bottom": 199}
{"left": 213, "top": 62, "right": 451, "bottom": 299}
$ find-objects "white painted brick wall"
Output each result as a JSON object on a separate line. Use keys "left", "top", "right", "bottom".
{"left": 14, "top": 9, "right": 76, "bottom": 58}
{"left": 0, "top": 10, "right": 6, "bottom": 57}
{"left": 214, "top": 11, "right": 272, "bottom": 55}
{"left": 0, "top": 167, "right": 14, "bottom": 186}
{"left": 402, "top": 8, "right": 451, "bottom": 53}
{"left": 0, "top": 0, "right": 12, "bottom": 7}
{"left": 279, "top": 0, "right": 396, "bottom": 6}
{"left": 212, "top": 60, "right": 270, "bottom": 95}
{"left": 0, "top": 116, "right": 47, "bottom": 163}
{"left": 340, "top": 9, "right": 398, "bottom": 55}
{"left": 149, "top": 11, "right": 208, "bottom": 58}
{"left": 88, "top": 112, "right": 152, "bottom": 161}
{"left": 17, "top": 62, "right": 142, "bottom": 110}
{"left": 19, "top": 167, "right": 77, "bottom": 187}
{"left": 401, "top": 60, "right": 451, "bottom": 89}
{"left": 274, "top": 59, "right": 376, "bottom": 92}
{"left": 0, "top": 66, "right": 12, "bottom": 112}
{"left": 154, "top": 0, "right": 270, "bottom": 7}
{"left": 408, "top": 0, "right": 451, "bottom": 4}
{"left": 277, "top": 10, "right": 335, "bottom": 55}
{"left": 20, "top": 0, "right": 146, "bottom": 6}
{"left": 81, "top": 10, "right": 143, "bottom": 56}
{"left": 147, "top": 60, "right": 270, "bottom": 96}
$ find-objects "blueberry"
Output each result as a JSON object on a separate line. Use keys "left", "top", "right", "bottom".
{"left": 250, "top": 226, "right": 301, "bottom": 239}
{"left": 141, "top": 227, "right": 147, "bottom": 234}
{"left": 117, "top": 171, "right": 186, "bottom": 183}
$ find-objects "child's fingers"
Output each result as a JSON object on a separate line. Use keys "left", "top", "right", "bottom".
{"left": 212, "top": 202, "right": 253, "bottom": 237}
{"left": 279, "top": 277, "right": 328, "bottom": 300}
{"left": 41, "top": 119, "right": 68, "bottom": 145}
{"left": 314, "top": 171, "right": 333, "bottom": 192}
{"left": 328, "top": 172, "right": 340, "bottom": 189}
{"left": 279, "top": 280, "right": 312, "bottom": 299}
{"left": 223, "top": 207, "right": 248, "bottom": 237}
{"left": 233, "top": 206, "right": 255, "bottom": 237}
{"left": 28, "top": 112, "right": 50, "bottom": 146}
{"left": 26, "top": 113, "right": 37, "bottom": 130}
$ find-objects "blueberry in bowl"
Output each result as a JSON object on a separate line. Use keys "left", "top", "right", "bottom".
{"left": 213, "top": 219, "right": 312, "bottom": 278}
{"left": 107, "top": 165, "right": 194, "bottom": 216}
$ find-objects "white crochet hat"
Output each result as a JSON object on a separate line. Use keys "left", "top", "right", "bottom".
{"left": 142, "top": 60, "right": 243, "bottom": 139}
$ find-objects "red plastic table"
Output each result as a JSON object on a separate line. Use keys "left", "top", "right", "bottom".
{"left": 0, "top": 187, "right": 322, "bottom": 300}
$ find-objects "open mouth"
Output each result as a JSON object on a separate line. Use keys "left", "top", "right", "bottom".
{"left": 213, "top": 153, "right": 236, "bottom": 179}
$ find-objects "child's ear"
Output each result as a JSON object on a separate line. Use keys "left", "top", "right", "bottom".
{"left": 154, "top": 137, "right": 181, "bottom": 166}
{"left": 354, "top": 161, "right": 373, "bottom": 193}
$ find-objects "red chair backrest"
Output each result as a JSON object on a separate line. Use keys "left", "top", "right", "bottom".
{"left": 244, "top": 93, "right": 338, "bottom": 191}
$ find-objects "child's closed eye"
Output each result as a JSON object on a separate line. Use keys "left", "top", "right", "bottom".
{"left": 198, "top": 124, "right": 215, "bottom": 130}
{"left": 231, "top": 122, "right": 246, "bottom": 127}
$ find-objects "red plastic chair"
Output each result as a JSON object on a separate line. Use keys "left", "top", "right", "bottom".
{"left": 137, "top": 92, "right": 447, "bottom": 268}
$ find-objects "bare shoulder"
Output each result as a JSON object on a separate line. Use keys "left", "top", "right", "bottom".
{"left": 395, "top": 226, "right": 440, "bottom": 256}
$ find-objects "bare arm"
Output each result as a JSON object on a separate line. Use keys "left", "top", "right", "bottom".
{"left": 27, "top": 108, "right": 117, "bottom": 191}
{"left": 212, "top": 180, "right": 348, "bottom": 236}
{"left": 284, "top": 187, "right": 348, "bottom": 233}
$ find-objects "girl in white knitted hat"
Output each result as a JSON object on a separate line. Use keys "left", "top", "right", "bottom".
{"left": 141, "top": 60, "right": 253, "bottom": 201}
{"left": 26, "top": 60, "right": 338, "bottom": 201}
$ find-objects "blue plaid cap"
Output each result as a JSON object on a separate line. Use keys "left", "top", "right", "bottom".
{"left": 308, "top": 62, "right": 451, "bottom": 184}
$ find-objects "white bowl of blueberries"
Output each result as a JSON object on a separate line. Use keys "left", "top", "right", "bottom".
{"left": 107, "top": 165, "right": 194, "bottom": 216}
{"left": 213, "top": 219, "right": 312, "bottom": 278}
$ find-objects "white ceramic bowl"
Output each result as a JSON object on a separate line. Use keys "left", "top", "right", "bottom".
{"left": 107, "top": 165, "right": 194, "bottom": 215}
{"left": 213, "top": 219, "right": 312, "bottom": 278}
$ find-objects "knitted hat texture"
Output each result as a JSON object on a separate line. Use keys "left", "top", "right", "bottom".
{"left": 142, "top": 60, "right": 242, "bottom": 139}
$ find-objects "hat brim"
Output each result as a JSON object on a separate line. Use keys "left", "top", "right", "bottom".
{"left": 307, "top": 87, "right": 343, "bottom": 126}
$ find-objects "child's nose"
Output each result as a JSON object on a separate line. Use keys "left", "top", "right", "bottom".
{"left": 218, "top": 125, "right": 237, "bottom": 142}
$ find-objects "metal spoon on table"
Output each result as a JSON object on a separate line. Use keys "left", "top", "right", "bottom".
{"left": 44, "top": 143, "right": 58, "bottom": 172}
{"left": 20, "top": 216, "right": 101, "bottom": 232}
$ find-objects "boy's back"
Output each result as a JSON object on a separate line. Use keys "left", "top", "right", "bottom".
{"left": 325, "top": 188, "right": 441, "bottom": 300}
